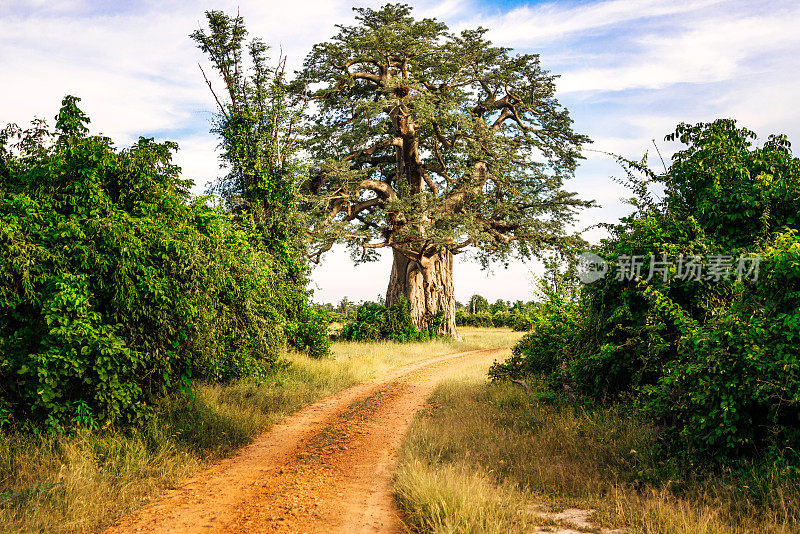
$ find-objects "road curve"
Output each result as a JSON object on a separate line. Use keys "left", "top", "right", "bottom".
{"left": 104, "top": 347, "right": 506, "bottom": 534}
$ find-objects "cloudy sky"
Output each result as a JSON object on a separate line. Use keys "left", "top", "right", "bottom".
{"left": 2, "top": 0, "right": 799, "bottom": 304}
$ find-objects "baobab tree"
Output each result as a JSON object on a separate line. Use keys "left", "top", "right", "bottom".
{"left": 299, "top": 4, "right": 591, "bottom": 336}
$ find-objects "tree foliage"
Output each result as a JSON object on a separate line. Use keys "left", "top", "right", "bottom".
{"left": 191, "top": 11, "right": 329, "bottom": 357}
{"left": 467, "top": 294, "right": 489, "bottom": 314}
{"left": 297, "top": 3, "right": 590, "bottom": 265}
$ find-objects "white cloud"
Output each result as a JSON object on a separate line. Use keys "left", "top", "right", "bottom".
{"left": 460, "top": 0, "right": 723, "bottom": 46}
{"left": 417, "top": 0, "right": 472, "bottom": 20}
{"left": 171, "top": 134, "right": 221, "bottom": 196}
{"left": 557, "top": 11, "right": 800, "bottom": 94}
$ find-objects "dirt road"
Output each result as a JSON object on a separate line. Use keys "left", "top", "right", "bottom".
{"left": 104, "top": 347, "right": 505, "bottom": 534}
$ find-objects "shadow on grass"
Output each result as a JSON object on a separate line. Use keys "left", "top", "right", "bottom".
{"left": 158, "top": 394, "right": 254, "bottom": 458}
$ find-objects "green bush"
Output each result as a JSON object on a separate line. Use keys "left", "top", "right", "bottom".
{"left": 284, "top": 306, "right": 331, "bottom": 358}
{"left": 492, "top": 120, "right": 800, "bottom": 466}
{"left": 491, "top": 311, "right": 512, "bottom": 327}
{"left": 511, "top": 313, "right": 534, "bottom": 331}
{"left": 641, "top": 231, "right": 800, "bottom": 463}
{"left": 489, "top": 276, "right": 584, "bottom": 389}
{"left": 0, "top": 97, "right": 324, "bottom": 430}
{"left": 456, "top": 309, "right": 525, "bottom": 329}
{"left": 455, "top": 311, "right": 493, "bottom": 328}
{"left": 340, "top": 297, "right": 440, "bottom": 342}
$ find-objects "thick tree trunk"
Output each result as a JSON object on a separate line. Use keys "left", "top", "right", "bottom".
{"left": 385, "top": 248, "right": 459, "bottom": 338}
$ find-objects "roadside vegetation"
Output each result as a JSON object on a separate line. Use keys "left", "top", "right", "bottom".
{"left": 395, "top": 365, "right": 800, "bottom": 533}
{"left": 338, "top": 297, "right": 445, "bottom": 342}
{"left": 0, "top": 97, "right": 321, "bottom": 431}
{"left": 492, "top": 120, "right": 800, "bottom": 467}
{"left": 0, "top": 327, "right": 511, "bottom": 533}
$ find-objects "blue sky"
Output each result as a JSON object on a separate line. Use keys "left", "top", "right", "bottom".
{"left": 2, "top": 0, "right": 799, "bottom": 304}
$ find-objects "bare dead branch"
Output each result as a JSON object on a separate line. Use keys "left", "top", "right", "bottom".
{"left": 198, "top": 64, "right": 229, "bottom": 120}
{"left": 509, "top": 379, "right": 533, "bottom": 395}
{"left": 422, "top": 171, "right": 439, "bottom": 196}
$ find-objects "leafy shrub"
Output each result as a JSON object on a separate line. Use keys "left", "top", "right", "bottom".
{"left": 641, "top": 231, "right": 800, "bottom": 463}
{"left": 492, "top": 120, "right": 800, "bottom": 465}
{"left": 0, "top": 97, "right": 324, "bottom": 429}
{"left": 491, "top": 311, "right": 511, "bottom": 327}
{"left": 490, "top": 275, "right": 583, "bottom": 389}
{"left": 284, "top": 306, "right": 331, "bottom": 358}
{"left": 340, "top": 297, "right": 440, "bottom": 342}
{"left": 511, "top": 313, "right": 534, "bottom": 331}
{"left": 456, "top": 309, "right": 524, "bottom": 328}
{"left": 340, "top": 302, "right": 385, "bottom": 341}
{"left": 455, "top": 311, "right": 493, "bottom": 328}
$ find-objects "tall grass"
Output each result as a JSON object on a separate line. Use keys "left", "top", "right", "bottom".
{"left": 394, "top": 363, "right": 800, "bottom": 533}
{"left": 0, "top": 327, "right": 516, "bottom": 534}
{"left": 395, "top": 459, "right": 533, "bottom": 533}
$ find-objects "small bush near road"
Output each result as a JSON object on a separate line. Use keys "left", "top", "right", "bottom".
{"left": 339, "top": 297, "right": 443, "bottom": 342}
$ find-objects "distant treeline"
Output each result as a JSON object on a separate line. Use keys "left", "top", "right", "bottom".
{"left": 319, "top": 295, "right": 539, "bottom": 332}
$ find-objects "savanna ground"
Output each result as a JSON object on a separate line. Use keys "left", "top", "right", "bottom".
{"left": 394, "top": 363, "right": 800, "bottom": 533}
{"left": 0, "top": 327, "right": 517, "bottom": 533}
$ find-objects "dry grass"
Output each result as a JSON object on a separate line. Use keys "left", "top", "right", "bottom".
{"left": 0, "top": 327, "right": 515, "bottom": 534}
{"left": 395, "top": 459, "right": 533, "bottom": 533}
{"left": 394, "top": 353, "right": 540, "bottom": 533}
{"left": 394, "top": 361, "right": 800, "bottom": 533}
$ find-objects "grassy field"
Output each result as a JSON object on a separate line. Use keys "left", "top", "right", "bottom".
{"left": 0, "top": 327, "right": 516, "bottom": 534}
{"left": 394, "top": 361, "right": 800, "bottom": 533}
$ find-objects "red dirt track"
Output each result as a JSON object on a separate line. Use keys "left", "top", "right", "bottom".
{"left": 104, "top": 347, "right": 504, "bottom": 534}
